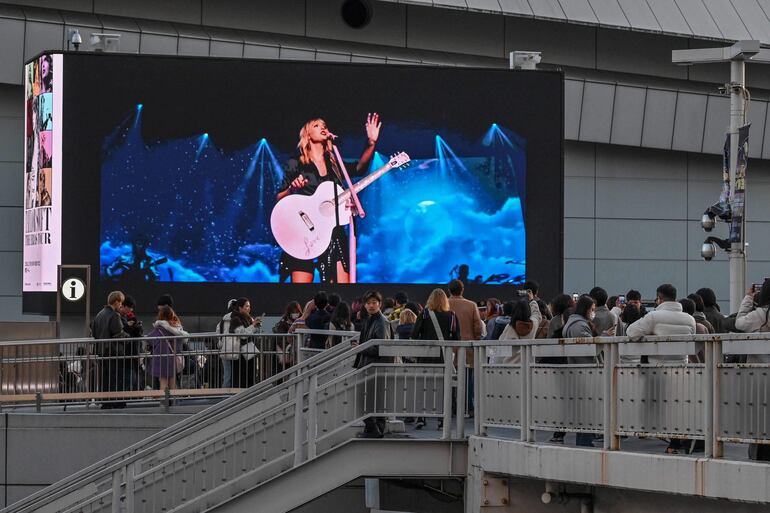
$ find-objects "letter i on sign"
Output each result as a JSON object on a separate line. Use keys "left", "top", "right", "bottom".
{"left": 69, "top": 280, "right": 77, "bottom": 299}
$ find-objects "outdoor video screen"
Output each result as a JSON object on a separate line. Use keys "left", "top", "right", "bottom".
{"left": 38, "top": 54, "right": 562, "bottom": 312}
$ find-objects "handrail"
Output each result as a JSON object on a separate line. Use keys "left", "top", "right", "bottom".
{"left": 6, "top": 333, "right": 770, "bottom": 513}
{"left": 2, "top": 329, "right": 360, "bottom": 513}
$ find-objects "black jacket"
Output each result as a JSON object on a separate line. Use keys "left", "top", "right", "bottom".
{"left": 704, "top": 305, "right": 724, "bottom": 333}
{"left": 410, "top": 310, "right": 460, "bottom": 364}
{"left": 354, "top": 312, "right": 393, "bottom": 368}
{"left": 91, "top": 306, "right": 127, "bottom": 357}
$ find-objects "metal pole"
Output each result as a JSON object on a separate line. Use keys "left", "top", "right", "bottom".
{"left": 473, "top": 346, "right": 482, "bottom": 436}
{"left": 704, "top": 340, "right": 714, "bottom": 458}
{"left": 729, "top": 59, "right": 746, "bottom": 313}
{"left": 521, "top": 345, "right": 532, "bottom": 442}
{"left": 441, "top": 348, "right": 453, "bottom": 440}
{"left": 307, "top": 373, "right": 318, "bottom": 459}
{"left": 456, "top": 346, "right": 466, "bottom": 438}
{"left": 713, "top": 339, "right": 724, "bottom": 458}
{"left": 293, "top": 378, "right": 305, "bottom": 465}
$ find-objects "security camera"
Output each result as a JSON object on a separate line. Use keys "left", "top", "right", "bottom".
{"left": 718, "top": 85, "right": 727, "bottom": 94}
{"left": 69, "top": 29, "right": 82, "bottom": 51}
{"left": 701, "top": 242, "right": 716, "bottom": 261}
{"left": 510, "top": 51, "right": 542, "bottom": 70}
{"left": 701, "top": 212, "right": 715, "bottom": 231}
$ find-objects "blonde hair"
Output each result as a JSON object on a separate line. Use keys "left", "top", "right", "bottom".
{"left": 426, "top": 289, "right": 450, "bottom": 313}
{"left": 399, "top": 308, "right": 417, "bottom": 325}
{"left": 297, "top": 118, "right": 332, "bottom": 165}
{"left": 107, "top": 291, "right": 125, "bottom": 306}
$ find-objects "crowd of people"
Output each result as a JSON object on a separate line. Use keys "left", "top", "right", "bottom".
{"left": 86, "top": 278, "right": 770, "bottom": 457}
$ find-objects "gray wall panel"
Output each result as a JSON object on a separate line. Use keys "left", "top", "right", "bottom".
{"left": 642, "top": 89, "right": 677, "bottom": 149}
{"left": 595, "top": 178, "right": 687, "bottom": 220}
{"left": 210, "top": 40, "right": 243, "bottom": 58}
{"left": 672, "top": 93, "right": 707, "bottom": 153}
{"left": 588, "top": 0, "right": 630, "bottom": 26}
{"left": 595, "top": 219, "right": 687, "bottom": 260}
{"left": 596, "top": 144, "right": 687, "bottom": 180}
{"left": 178, "top": 37, "right": 210, "bottom": 56}
{"left": 565, "top": 141, "right": 595, "bottom": 177}
{"left": 597, "top": 30, "right": 687, "bottom": 80}
{"left": 498, "top": 0, "right": 533, "bottom": 15}
{"left": 0, "top": 208, "right": 21, "bottom": 251}
{"left": 0, "top": 116, "right": 22, "bottom": 162}
{"left": 687, "top": 179, "right": 723, "bottom": 221}
{"left": 0, "top": 162, "right": 22, "bottom": 207}
{"left": 0, "top": 85, "right": 23, "bottom": 118}
{"left": 307, "top": 0, "right": 407, "bottom": 47}
{"left": 94, "top": 0, "right": 201, "bottom": 26}
{"left": 0, "top": 251, "right": 21, "bottom": 295}
{"left": 7, "top": 0, "right": 92, "bottom": 12}
{"left": 744, "top": 221, "right": 770, "bottom": 260}
{"left": 610, "top": 86, "right": 645, "bottom": 147}
{"left": 747, "top": 99, "right": 767, "bottom": 160}
{"left": 467, "top": 0, "right": 503, "bottom": 12}
{"left": 564, "top": 80, "right": 584, "bottom": 141}
{"left": 701, "top": 95, "right": 730, "bottom": 154}
{"left": 564, "top": 177, "right": 595, "bottom": 217}
{"left": 505, "top": 18, "right": 596, "bottom": 69}
{"left": 406, "top": 5, "right": 503, "bottom": 57}
{"left": 139, "top": 34, "right": 178, "bottom": 55}
{"left": 243, "top": 44, "right": 280, "bottom": 59}
{"left": 559, "top": 0, "right": 598, "bottom": 23}
{"left": 0, "top": 18, "right": 25, "bottom": 85}
{"left": 23, "top": 21, "right": 63, "bottom": 61}
{"left": 564, "top": 218, "right": 595, "bottom": 259}
{"left": 316, "top": 51, "right": 352, "bottom": 62}
{"left": 762, "top": 99, "right": 770, "bottom": 159}
{"left": 579, "top": 82, "right": 614, "bottom": 144}
{"left": 595, "top": 259, "right": 688, "bottom": 298}
{"left": 202, "top": 0, "right": 305, "bottom": 35}
{"left": 279, "top": 47, "right": 316, "bottom": 60}
{"left": 702, "top": 0, "right": 751, "bottom": 40}
{"left": 675, "top": 0, "right": 723, "bottom": 39}
{"left": 687, "top": 259, "right": 730, "bottom": 298}
{"left": 563, "top": 259, "right": 595, "bottom": 295}
{"left": 732, "top": 0, "right": 770, "bottom": 43}
{"left": 616, "top": 0, "right": 660, "bottom": 31}
{"left": 646, "top": 0, "right": 693, "bottom": 34}
{"left": 530, "top": 0, "right": 566, "bottom": 19}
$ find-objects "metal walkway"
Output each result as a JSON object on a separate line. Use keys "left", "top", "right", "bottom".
{"left": 4, "top": 333, "right": 770, "bottom": 512}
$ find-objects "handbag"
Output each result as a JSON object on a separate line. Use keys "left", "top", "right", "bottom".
{"left": 166, "top": 341, "right": 184, "bottom": 374}
{"left": 240, "top": 340, "right": 260, "bottom": 361}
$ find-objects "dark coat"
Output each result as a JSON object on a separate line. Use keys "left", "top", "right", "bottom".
{"left": 306, "top": 309, "right": 331, "bottom": 349}
{"left": 704, "top": 305, "right": 724, "bottom": 333}
{"left": 354, "top": 312, "right": 393, "bottom": 368}
{"left": 411, "top": 309, "right": 460, "bottom": 364}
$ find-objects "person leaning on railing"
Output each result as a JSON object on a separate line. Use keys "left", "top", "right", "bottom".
{"left": 229, "top": 297, "right": 262, "bottom": 388}
{"left": 735, "top": 279, "right": 770, "bottom": 462}
{"left": 488, "top": 291, "right": 541, "bottom": 365}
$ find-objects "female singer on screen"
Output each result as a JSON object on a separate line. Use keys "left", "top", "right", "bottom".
{"left": 276, "top": 113, "right": 381, "bottom": 284}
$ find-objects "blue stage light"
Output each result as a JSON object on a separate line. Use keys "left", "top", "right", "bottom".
{"left": 136, "top": 103, "right": 143, "bottom": 110}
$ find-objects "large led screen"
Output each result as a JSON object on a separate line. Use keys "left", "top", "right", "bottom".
{"left": 26, "top": 54, "right": 562, "bottom": 314}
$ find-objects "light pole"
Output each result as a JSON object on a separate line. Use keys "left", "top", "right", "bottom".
{"left": 673, "top": 40, "right": 770, "bottom": 312}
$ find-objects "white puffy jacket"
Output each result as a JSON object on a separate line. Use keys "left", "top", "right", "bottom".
{"left": 735, "top": 294, "right": 770, "bottom": 363}
{"left": 626, "top": 302, "right": 695, "bottom": 363}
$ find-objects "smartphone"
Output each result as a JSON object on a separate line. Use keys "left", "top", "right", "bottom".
{"left": 753, "top": 283, "right": 763, "bottom": 294}
{"left": 572, "top": 293, "right": 579, "bottom": 302}
{"left": 517, "top": 290, "right": 529, "bottom": 297}
{"left": 618, "top": 295, "right": 626, "bottom": 305}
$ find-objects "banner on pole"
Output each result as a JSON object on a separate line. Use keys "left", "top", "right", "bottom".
{"left": 729, "top": 124, "right": 750, "bottom": 243}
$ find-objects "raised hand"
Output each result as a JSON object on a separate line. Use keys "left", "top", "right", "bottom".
{"left": 291, "top": 175, "right": 309, "bottom": 190}
{"left": 365, "top": 112, "right": 381, "bottom": 145}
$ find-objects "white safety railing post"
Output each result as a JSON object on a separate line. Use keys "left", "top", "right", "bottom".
{"left": 124, "top": 463, "right": 135, "bottom": 513}
{"left": 521, "top": 344, "right": 533, "bottom": 442}
{"left": 704, "top": 339, "right": 714, "bottom": 458}
{"left": 456, "top": 346, "right": 466, "bottom": 438}
{"left": 293, "top": 377, "right": 305, "bottom": 466}
{"left": 713, "top": 338, "right": 724, "bottom": 458}
{"left": 442, "top": 347, "right": 453, "bottom": 440}
{"left": 307, "top": 373, "right": 318, "bottom": 459}
{"left": 473, "top": 345, "right": 482, "bottom": 436}
{"left": 111, "top": 467, "right": 122, "bottom": 512}
{"left": 602, "top": 342, "right": 619, "bottom": 450}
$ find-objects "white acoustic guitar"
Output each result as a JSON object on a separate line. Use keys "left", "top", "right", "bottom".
{"left": 270, "top": 152, "right": 411, "bottom": 260}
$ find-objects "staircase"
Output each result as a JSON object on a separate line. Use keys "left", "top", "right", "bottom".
{"left": 4, "top": 340, "right": 458, "bottom": 513}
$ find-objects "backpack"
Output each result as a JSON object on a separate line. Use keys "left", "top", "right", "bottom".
{"left": 217, "top": 315, "right": 240, "bottom": 361}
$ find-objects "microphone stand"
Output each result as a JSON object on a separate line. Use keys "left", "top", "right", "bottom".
{"left": 330, "top": 142, "right": 365, "bottom": 283}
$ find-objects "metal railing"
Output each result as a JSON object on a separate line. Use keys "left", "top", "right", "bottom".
{"left": 0, "top": 329, "right": 358, "bottom": 409}
{"left": 4, "top": 333, "right": 770, "bottom": 512}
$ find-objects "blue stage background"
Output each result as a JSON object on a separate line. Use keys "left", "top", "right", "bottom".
{"left": 100, "top": 108, "right": 526, "bottom": 285}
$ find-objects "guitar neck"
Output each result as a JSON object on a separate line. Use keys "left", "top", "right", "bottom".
{"left": 340, "top": 163, "right": 394, "bottom": 200}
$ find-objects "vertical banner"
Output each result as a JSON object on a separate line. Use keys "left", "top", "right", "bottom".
{"left": 720, "top": 133, "right": 730, "bottom": 207}
{"left": 23, "top": 54, "right": 62, "bottom": 292}
{"left": 729, "top": 124, "right": 750, "bottom": 243}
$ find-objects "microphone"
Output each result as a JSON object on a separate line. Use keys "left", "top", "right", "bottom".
{"left": 327, "top": 131, "right": 341, "bottom": 146}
